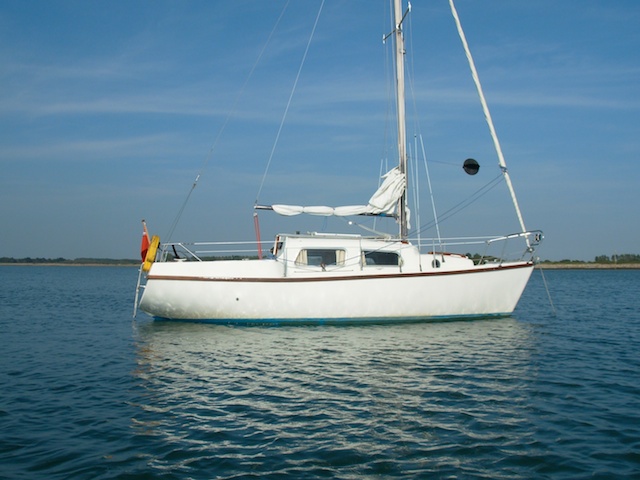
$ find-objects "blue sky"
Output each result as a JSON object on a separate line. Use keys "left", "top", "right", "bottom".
{"left": 1, "top": 1, "right": 638, "bottom": 261}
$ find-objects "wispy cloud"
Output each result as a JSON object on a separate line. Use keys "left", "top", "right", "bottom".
{"left": 0, "top": 134, "right": 184, "bottom": 162}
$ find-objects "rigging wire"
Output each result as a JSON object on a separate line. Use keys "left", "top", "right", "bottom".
{"left": 164, "top": 1, "right": 292, "bottom": 241}
{"left": 449, "top": 0, "right": 529, "bottom": 243}
{"left": 539, "top": 267, "right": 557, "bottom": 316}
{"left": 417, "top": 134, "right": 443, "bottom": 248}
{"left": 403, "top": 4, "right": 444, "bottom": 250}
{"left": 372, "top": 0, "right": 397, "bottom": 234}
{"left": 255, "top": 0, "right": 326, "bottom": 205}
{"left": 414, "top": 173, "right": 505, "bottom": 236}
{"left": 401, "top": 2, "right": 524, "bottom": 247}
{"left": 409, "top": 138, "right": 421, "bottom": 246}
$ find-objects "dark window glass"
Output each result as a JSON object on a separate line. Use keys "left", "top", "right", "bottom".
{"left": 364, "top": 251, "right": 399, "bottom": 266}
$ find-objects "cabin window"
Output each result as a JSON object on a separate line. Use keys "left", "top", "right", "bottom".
{"left": 295, "top": 249, "right": 345, "bottom": 267}
{"left": 363, "top": 251, "right": 399, "bottom": 266}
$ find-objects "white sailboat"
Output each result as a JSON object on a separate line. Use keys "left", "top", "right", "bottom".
{"left": 135, "top": 0, "right": 542, "bottom": 324}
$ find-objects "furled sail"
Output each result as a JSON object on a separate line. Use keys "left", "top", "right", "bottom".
{"left": 267, "top": 167, "right": 405, "bottom": 217}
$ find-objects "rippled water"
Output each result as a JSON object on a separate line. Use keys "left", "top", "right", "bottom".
{"left": 1, "top": 266, "right": 639, "bottom": 479}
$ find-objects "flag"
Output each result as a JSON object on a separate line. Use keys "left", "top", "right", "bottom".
{"left": 140, "top": 220, "right": 150, "bottom": 262}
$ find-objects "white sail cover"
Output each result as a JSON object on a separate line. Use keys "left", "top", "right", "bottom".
{"left": 271, "top": 167, "right": 405, "bottom": 217}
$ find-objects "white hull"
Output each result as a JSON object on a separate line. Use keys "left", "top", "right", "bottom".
{"left": 138, "top": 246, "right": 534, "bottom": 323}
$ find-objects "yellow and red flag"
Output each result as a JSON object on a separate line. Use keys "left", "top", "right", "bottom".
{"left": 140, "top": 220, "right": 150, "bottom": 262}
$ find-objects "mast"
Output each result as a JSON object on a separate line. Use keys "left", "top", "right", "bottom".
{"left": 394, "top": 0, "right": 409, "bottom": 239}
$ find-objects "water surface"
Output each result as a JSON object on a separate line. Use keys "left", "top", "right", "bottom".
{"left": 1, "top": 266, "right": 638, "bottom": 478}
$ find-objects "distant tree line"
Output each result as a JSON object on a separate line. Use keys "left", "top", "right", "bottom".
{"left": 2, "top": 253, "right": 639, "bottom": 265}
{"left": 0, "top": 257, "right": 139, "bottom": 265}
{"left": 465, "top": 253, "right": 640, "bottom": 265}
{"left": 593, "top": 254, "right": 640, "bottom": 264}
{"left": 538, "top": 254, "right": 640, "bottom": 264}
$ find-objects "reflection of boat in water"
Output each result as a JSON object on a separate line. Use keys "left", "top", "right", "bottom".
{"left": 132, "top": 319, "right": 537, "bottom": 404}
{"left": 133, "top": 319, "right": 535, "bottom": 376}
{"left": 135, "top": 0, "right": 542, "bottom": 324}
{"left": 130, "top": 318, "right": 536, "bottom": 473}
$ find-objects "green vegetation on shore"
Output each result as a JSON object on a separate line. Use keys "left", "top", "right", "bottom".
{"left": 0, "top": 257, "right": 139, "bottom": 266}
{"left": 2, "top": 253, "right": 639, "bottom": 266}
{"left": 539, "top": 253, "right": 640, "bottom": 266}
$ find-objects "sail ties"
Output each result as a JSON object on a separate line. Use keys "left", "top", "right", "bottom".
{"left": 256, "top": 167, "right": 406, "bottom": 218}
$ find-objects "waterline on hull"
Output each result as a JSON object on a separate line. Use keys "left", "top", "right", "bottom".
{"left": 146, "top": 312, "right": 514, "bottom": 326}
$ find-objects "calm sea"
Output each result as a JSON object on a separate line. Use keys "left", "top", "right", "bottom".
{"left": 1, "top": 266, "right": 638, "bottom": 479}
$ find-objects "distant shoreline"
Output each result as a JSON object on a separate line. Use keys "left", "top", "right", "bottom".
{"left": 536, "top": 263, "right": 640, "bottom": 270}
{"left": 2, "top": 261, "right": 638, "bottom": 270}
{"left": 0, "top": 263, "right": 139, "bottom": 267}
